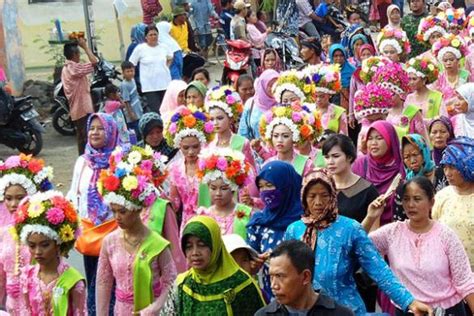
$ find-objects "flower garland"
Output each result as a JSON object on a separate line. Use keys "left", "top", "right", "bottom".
{"left": 354, "top": 83, "right": 394, "bottom": 120}
{"left": 372, "top": 62, "right": 410, "bottom": 98}
{"left": 303, "top": 64, "right": 341, "bottom": 95}
{"left": 272, "top": 70, "right": 307, "bottom": 103}
{"left": 438, "top": 8, "right": 466, "bottom": 33}
{"left": 13, "top": 190, "right": 79, "bottom": 255}
{"left": 417, "top": 16, "right": 448, "bottom": 44}
{"left": 432, "top": 34, "right": 468, "bottom": 62}
{"left": 406, "top": 56, "right": 440, "bottom": 84}
{"left": 0, "top": 154, "right": 54, "bottom": 201}
{"left": 259, "top": 103, "right": 315, "bottom": 144}
{"left": 205, "top": 85, "right": 244, "bottom": 121}
{"left": 377, "top": 26, "right": 411, "bottom": 56}
{"left": 97, "top": 145, "right": 168, "bottom": 211}
{"left": 165, "top": 105, "right": 215, "bottom": 148}
{"left": 359, "top": 56, "right": 391, "bottom": 84}
{"left": 197, "top": 148, "right": 251, "bottom": 192}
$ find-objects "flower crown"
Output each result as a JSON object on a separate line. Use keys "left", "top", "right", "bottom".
{"left": 304, "top": 64, "right": 341, "bottom": 95}
{"left": 0, "top": 154, "right": 54, "bottom": 201}
{"left": 377, "top": 26, "right": 411, "bottom": 56}
{"left": 359, "top": 56, "right": 391, "bottom": 84}
{"left": 372, "top": 62, "right": 410, "bottom": 98}
{"left": 13, "top": 191, "right": 79, "bottom": 255}
{"left": 259, "top": 103, "right": 316, "bottom": 145}
{"left": 98, "top": 145, "right": 168, "bottom": 211}
{"left": 438, "top": 8, "right": 466, "bottom": 32}
{"left": 272, "top": 70, "right": 307, "bottom": 103}
{"left": 205, "top": 85, "right": 244, "bottom": 121}
{"left": 432, "top": 34, "right": 468, "bottom": 62}
{"left": 165, "top": 105, "right": 215, "bottom": 148}
{"left": 197, "top": 148, "right": 251, "bottom": 192}
{"left": 406, "top": 56, "right": 440, "bottom": 84}
{"left": 354, "top": 83, "right": 394, "bottom": 120}
{"left": 417, "top": 16, "right": 448, "bottom": 43}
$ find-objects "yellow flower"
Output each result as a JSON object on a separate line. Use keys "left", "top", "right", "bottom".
{"left": 122, "top": 175, "right": 138, "bottom": 191}
{"left": 127, "top": 151, "right": 142, "bottom": 165}
{"left": 8, "top": 226, "right": 18, "bottom": 241}
{"left": 304, "top": 84, "right": 313, "bottom": 94}
{"left": 143, "top": 145, "right": 153, "bottom": 157}
{"left": 274, "top": 107, "right": 287, "bottom": 117}
{"left": 97, "top": 180, "right": 103, "bottom": 195}
{"left": 451, "top": 39, "right": 461, "bottom": 48}
{"left": 28, "top": 201, "right": 45, "bottom": 218}
{"left": 59, "top": 224, "right": 75, "bottom": 243}
{"left": 428, "top": 64, "right": 435, "bottom": 71}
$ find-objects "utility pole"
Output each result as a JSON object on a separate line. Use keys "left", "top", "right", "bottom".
{"left": 82, "top": 0, "right": 98, "bottom": 55}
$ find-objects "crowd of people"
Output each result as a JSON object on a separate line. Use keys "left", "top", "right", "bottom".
{"left": 2, "top": 0, "right": 474, "bottom": 315}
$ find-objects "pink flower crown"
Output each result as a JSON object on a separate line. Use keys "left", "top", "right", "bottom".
{"left": 197, "top": 148, "right": 251, "bottom": 191}
{"left": 432, "top": 34, "right": 468, "bottom": 62}
{"left": 438, "top": 8, "right": 466, "bottom": 31}
{"left": 306, "top": 64, "right": 342, "bottom": 95}
{"left": 98, "top": 145, "right": 168, "bottom": 211}
{"left": 406, "top": 57, "right": 440, "bottom": 84}
{"left": 354, "top": 83, "right": 394, "bottom": 120}
{"left": 372, "top": 62, "right": 410, "bottom": 98}
{"left": 205, "top": 85, "right": 244, "bottom": 121}
{"left": 13, "top": 191, "right": 79, "bottom": 256}
{"left": 417, "top": 16, "right": 448, "bottom": 43}
{"left": 359, "top": 56, "right": 391, "bottom": 84}
{"left": 377, "top": 26, "right": 411, "bottom": 56}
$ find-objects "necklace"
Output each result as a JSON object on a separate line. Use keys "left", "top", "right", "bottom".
{"left": 447, "top": 74, "right": 459, "bottom": 88}
{"left": 123, "top": 231, "right": 144, "bottom": 248}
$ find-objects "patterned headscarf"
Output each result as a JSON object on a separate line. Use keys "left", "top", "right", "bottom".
{"left": 130, "top": 23, "right": 146, "bottom": 44}
{"left": 84, "top": 113, "right": 119, "bottom": 225}
{"left": 428, "top": 116, "right": 454, "bottom": 165}
{"left": 440, "top": 136, "right": 474, "bottom": 182}
{"left": 402, "top": 134, "right": 435, "bottom": 180}
{"left": 301, "top": 169, "right": 338, "bottom": 250}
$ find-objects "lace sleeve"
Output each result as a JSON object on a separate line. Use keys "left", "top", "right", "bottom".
{"left": 159, "top": 283, "right": 178, "bottom": 316}
{"left": 339, "top": 113, "right": 348, "bottom": 135}
{"left": 71, "top": 280, "right": 87, "bottom": 316}
{"left": 139, "top": 248, "right": 177, "bottom": 315}
{"left": 0, "top": 252, "right": 5, "bottom": 308}
{"left": 410, "top": 112, "right": 430, "bottom": 146}
{"left": 95, "top": 236, "right": 114, "bottom": 316}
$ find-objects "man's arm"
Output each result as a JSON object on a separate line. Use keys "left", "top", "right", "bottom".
{"left": 78, "top": 38, "right": 98, "bottom": 65}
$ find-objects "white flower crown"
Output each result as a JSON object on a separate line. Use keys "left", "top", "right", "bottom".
{"left": 0, "top": 174, "right": 37, "bottom": 201}
{"left": 202, "top": 170, "right": 239, "bottom": 192}
{"left": 406, "top": 67, "right": 426, "bottom": 78}
{"left": 315, "top": 87, "right": 336, "bottom": 95}
{"left": 355, "top": 107, "right": 389, "bottom": 121}
{"left": 20, "top": 224, "right": 61, "bottom": 244}
{"left": 273, "top": 83, "right": 306, "bottom": 103}
{"left": 423, "top": 26, "right": 447, "bottom": 42}
{"left": 174, "top": 128, "right": 207, "bottom": 147}
{"left": 264, "top": 117, "right": 300, "bottom": 143}
{"left": 437, "top": 47, "right": 461, "bottom": 63}
{"left": 380, "top": 82, "right": 404, "bottom": 96}
{"left": 103, "top": 191, "right": 142, "bottom": 211}
{"left": 379, "top": 39, "right": 403, "bottom": 54}
{"left": 205, "top": 100, "right": 234, "bottom": 118}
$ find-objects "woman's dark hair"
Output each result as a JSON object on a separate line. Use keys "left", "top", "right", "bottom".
{"left": 144, "top": 25, "right": 158, "bottom": 37}
{"left": 236, "top": 74, "right": 253, "bottom": 88}
{"left": 104, "top": 83, "right": 119, "bottom": 97}
{"left": 270, "top": 240, "right": 315, "bottom": 276}
{"left": 302, "top": 179, "right": 332, "bottom": 211}
{"left": 322, "top": 134, "right": 356, "bottom": 163}
{"left": 246, "top": 9, "right": 254, "bottom": 19}
{"left": 63, "top": 43, "right": 80, "bottom": 60}
{"left": 257, "top": 11, "right": 266, "bottom": 19}
{"left": 402, "top": 176, "right": 435, "bottom": 201}
{"left": 191, "top": 67, "right": 210, "bottom": 82}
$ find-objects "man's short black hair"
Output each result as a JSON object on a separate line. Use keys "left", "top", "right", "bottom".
{"left": 301, "top": 38, "right": 322, "bottom": 56}
{"left": 63, "top": 43, "right": 80, "bottom": 60}
{"left": 221, "top": 0, "right": 231, "bottom": 7}
{"left": 121, "top": 60, "right": 135, "bottom": 70}
{"left": 270, "top": 240, "right": 315, "bottom": 276}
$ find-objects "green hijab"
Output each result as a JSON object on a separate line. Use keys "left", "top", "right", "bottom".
{"left": 185, "top": 81, "right": 208, "bottom": 98}
{"left": 177, "top": 216, "right": 265, "bottom": 315}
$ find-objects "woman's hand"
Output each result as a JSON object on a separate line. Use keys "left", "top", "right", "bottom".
{"left": 240, "top": 187, "right": 253, "bottom": 207}
{"left": 408, "top": 300, "right": 433, "bottom": 316}
{"left": 250, "top": 139, "right": 262, "bottom": 152}
{"left": 367, "top": 196, "right": 385, "bottom": 220}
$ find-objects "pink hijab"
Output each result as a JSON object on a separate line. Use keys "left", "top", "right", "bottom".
{"left": 254, "top": 69, "right": 279, "bottom": 112}
{"left": 160, "top": 80, "right": 187, "bottom": 122}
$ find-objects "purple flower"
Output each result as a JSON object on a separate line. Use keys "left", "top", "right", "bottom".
{"left": 144, "top": 193, "right": 157, "bottom": 206}
{"left": 226, "top": 95, "right": 236, "bottom": 104}
{"left": 216, "top": 157, "right": 228, "bottom": 171}
{"left": 224, "top": 89, "right": 232, "bottom": 96}
{"left": 292, "top": 112, "right": 303, "bottom": 123}
{"left": 312, "top": 74, "right": 321, "bottom": 83}
{"left": 171, "top": 113, "right": 181, "bottom": 123}
{"left": 169, "top": 122, "right": 177, "bottom": 134}
{"left": 305, "top": 77, "right": 311, "bottom": 84}
{"left": 193, "top": 111, "right": 207, "bottom": 121}
{"left": 212, "top": 85, "right": 220, "bottom": 91}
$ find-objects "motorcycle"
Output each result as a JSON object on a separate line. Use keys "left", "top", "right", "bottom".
{"left": 0, "top": 89, "right": 44, "bottom": 156}
{"left": 221, "top": 39, "right": 252, "bottom": 85}
{"left": 51, "top": 59, "right": 121, "bottom": 136}
{"left": 265, "top": 31, "right": 305, "bottom": 71}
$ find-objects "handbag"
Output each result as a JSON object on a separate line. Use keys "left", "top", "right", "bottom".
{"left": 75, "top": 218, "right": 118, "bottom": 256}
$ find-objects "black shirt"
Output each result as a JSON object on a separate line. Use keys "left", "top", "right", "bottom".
{"left": 337, "top": 177, "right": 379, "bottom": 223}
{"left": 254, "top": 292, "right": 355, "bottom": 316}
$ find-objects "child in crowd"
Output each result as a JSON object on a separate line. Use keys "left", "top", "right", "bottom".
{"left": 103, "top": 84, "right": 131, "bottom": 144}
{"left": 315, "top": 0, "right": 348, "bottom": 40}
{"left": 220, "top": 0, "right": 234, "bottom": 39}
{"left": 190, "top": 67, "right": 211, "bottom": 87}
{"left": 120, "top": 61, "right": 144, "bottom": 141}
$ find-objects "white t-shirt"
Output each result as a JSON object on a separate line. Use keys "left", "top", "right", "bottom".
{"left": 129, "top": 43, "right": 172, "bottom": 92}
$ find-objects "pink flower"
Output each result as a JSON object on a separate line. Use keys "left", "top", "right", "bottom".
{"left": 204, "top": 121, "right": 214, "bottom": 133}
{"left": 4, "top": 156, "right": 20, "bottom": 169}
{"left": 226, "top": 95, "right": 236, "bottom": 104}
{"left": 216, "top": 157, "right": 228, "bottom": 171}
{"left": 198, "top": 159, "right": 206, "bottom": 170}
{"left": 325, "top": 72, "right": 335, "bottom": 82}
{"left": 292, "top": 112, "right": 303, "bottom": 123}
{"left": 265, "top": 112, "right": 273, "bottom": 123}
{"left": 169, "top": 122, "right": 177, "bottom": 134}
{"left": 46, "top": 207, "right": 65, "bottom": 225}
{"left": 307, "top": 115, "right": 315, "bottom": 125}
{"left": 137, "top": 175, "right": 148, "bottom": 191}
{"left": 113, "top": 151, "right": 124, "bottom": 164}
{"left": 400, "top": 116, "right": 409, "bottom": 126}
{"left": 141, "top": 160, "right": 153, "bottom": 171}
{"left": 144, "top": 193, "right": 157, "bottom": 206}
{"left": 420, "top": 60, "right": 428, "bottom": 69}
{"left": 394, "top": 30, "right": 402, "bottom": 38}
{"left": 131, "top": 189, "right": 141, "bottom": 199}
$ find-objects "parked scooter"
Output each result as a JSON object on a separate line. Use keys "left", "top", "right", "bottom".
{"left": 265, "top": 31, "right": 305, "bottom": 71}
{"left": 51, "top": 58, "right": 121, "bottom": 136}
{"left": 221, "top": 39, "right": 252, "bottom": 85}
{"left": 0, "top": 88, "right": 44, "bottom": 156}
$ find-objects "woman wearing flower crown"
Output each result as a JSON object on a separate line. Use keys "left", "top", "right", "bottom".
{"left": 195, "top": 148, "right": 253, "bottom": 238}
{"left": 66, "top": 112, "right": 121, "bottom": 314}
{"left": 405, "top": 56, "right": 443, "bottom": 126}
{"left": 354, "top": 83, "right": 395, "bottom": 155}
{"left": 255, "top": 103, "right": 315, "bottom": 177}
{"left": 431, "top": 34, "right": 470, "bottom": 114}
{"left": 307, "top": 64, "right": 348, "bottom": 135}
{"left": 95, "top": 145, "right": 178, "bottom": 315}
{"left": 165, "top": 105, "right": 215, "bottom": 229}
{"left": 376, "top": 25, "right": 411, "bottom": 62}
{"left": 13, "top": 191, "right": 86, "bottom": 315}
{"left": 0, "top": 154, "right": 54, "bottom": 314}
{"left": 271, "top": 70, "right": 309, "bottom": 105}
{"left": 416, "top": 15, "right": 449, "bottom": 63}
{"left": 438, "top": 7, "right": 466, "bottom": 35}
{"left": 373, "top": 62, "right": 430, "bottom": 141}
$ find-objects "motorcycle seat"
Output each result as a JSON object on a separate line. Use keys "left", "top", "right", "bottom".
{"left": 14, "top": 96, "right": 32, "bottom": 104}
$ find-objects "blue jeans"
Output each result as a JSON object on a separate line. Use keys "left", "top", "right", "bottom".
{"left": 169, "top": 50, "right": 183, "bottom": 80}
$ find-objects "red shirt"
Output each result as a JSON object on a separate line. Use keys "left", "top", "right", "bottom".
{"left": 61, "top": 60, "right": 94, "bottom": 121}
